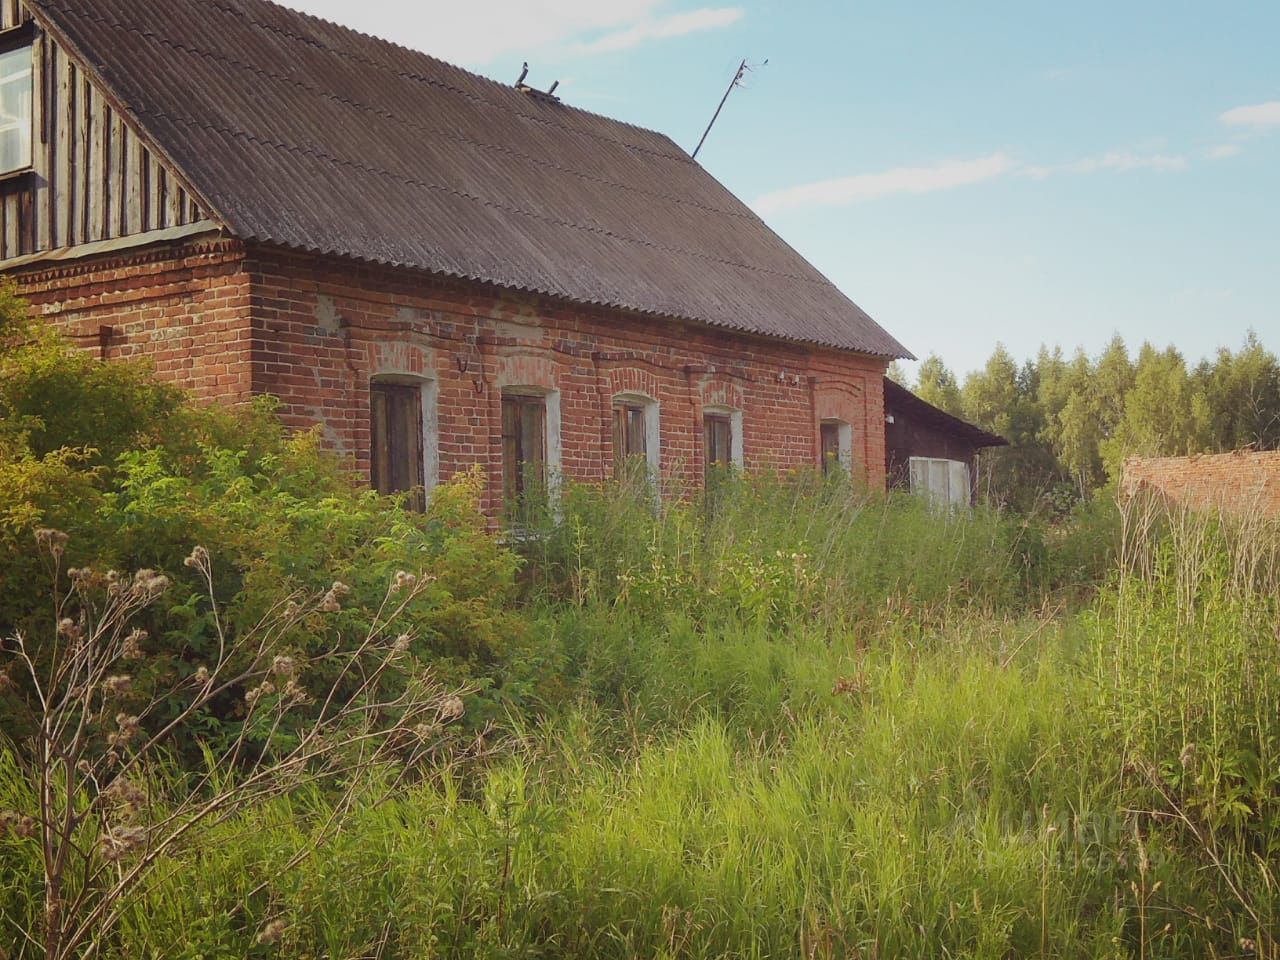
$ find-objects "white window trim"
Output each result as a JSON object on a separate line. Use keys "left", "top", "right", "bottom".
{"left": 703, "top": 403, "right": 744, "bottom": 468}
{"left": 0, "top": 44, "right": 32, "bottom": 175}
{"left": 503, "top": 385, "right": 563, "bottom": 504}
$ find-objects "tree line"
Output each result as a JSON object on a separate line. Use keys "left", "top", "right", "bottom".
{"left": 891, "top": 333, "right": 1280, "bottom": 512}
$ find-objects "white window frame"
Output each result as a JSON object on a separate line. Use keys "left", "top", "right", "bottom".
{"left": 908, "top": 456, "right": 971, "bottom": 511}
{"left": 501, "top": 385, "right": 562, "bottom": 504}
{"left": 820, "top": 418, "right": 854, "bottom": 473}
{"left": 0, "top": 42, "right": 33, "bottom": 175}
{"left": 703, "top": 404, "right": 743, "bottom": 469}
{"left": 612, "top": 391, "right": 660, "bottom": 478}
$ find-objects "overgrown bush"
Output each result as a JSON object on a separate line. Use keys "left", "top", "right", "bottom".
{"left": 0, "top": 538, "right": 469, "bottom": 960}
{"left": 0, "top": 290, "right": 527, "bottom": 754}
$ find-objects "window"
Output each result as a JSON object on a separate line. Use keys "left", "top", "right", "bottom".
{"left": 703, "top": 406, "right": 742, "bottom": 483}
{"left": 908, "top": 457, "right": 971, "bottom": 510}
{"left": 0, "top": 43, "right": 32, "bottom": 174}
{"left": 501, "top": 392, "right": 547, "bottom": 503}
{"left": 613, "top": 401, "right": 646, "bottom": 465}
{"left": 704, "top": 413, "right": 732, "bottom": 472}
{"left": 819, "top": 420, "right": 852, "bottom": 475}
{"left": 370, "top": 381, "right": 426, "bottom": 509}
{"left": 612, "top": 394, "right": 659, "bottom": 481}
{"left": 820, "top": 422, "right": 840, "bottom": 469}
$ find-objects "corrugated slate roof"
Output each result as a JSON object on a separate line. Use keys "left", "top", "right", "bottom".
{"left": 28, "top": 0, "right": 913, "bottom": 358}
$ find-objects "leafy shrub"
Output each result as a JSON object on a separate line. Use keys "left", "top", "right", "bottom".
{"left": 0, "top": 289, "right": 526, "bottom": 750}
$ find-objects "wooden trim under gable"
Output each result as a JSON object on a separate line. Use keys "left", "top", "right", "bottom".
{"left": 0, "top": 2, "right": 227, "bottom": 261}
{"left": 21, "top": 1, "right": 224, "bottom": 231}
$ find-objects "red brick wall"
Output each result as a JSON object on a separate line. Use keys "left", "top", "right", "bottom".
{"left": 9, "top": 238, "right": 890, "bottom": 512}
{"left": 1122, "top": 451, "right": 1280, "bottom": 517}
{"left": 11, "top": 236, "right": 255, "bottom": 403}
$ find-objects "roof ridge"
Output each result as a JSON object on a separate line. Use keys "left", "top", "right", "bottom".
{"left": 188, "top": 0, "right": 696, "bottom": 164}
{"left": 67, "top": 3, "right": 757, "bottom": 226}
{"left": 142, "top": 109, "right": 838, "bottom": 289}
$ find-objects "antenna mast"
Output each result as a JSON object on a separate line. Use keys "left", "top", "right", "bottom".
{"left": 691, "top": 59, "right": 748, "bottom": 161}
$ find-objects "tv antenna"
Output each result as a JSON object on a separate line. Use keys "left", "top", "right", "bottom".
{"left": 691, "top": 58, "right": 767, "bottom": 161}
{"left": 515, "top": 61, "right": 561, "bottom": 102}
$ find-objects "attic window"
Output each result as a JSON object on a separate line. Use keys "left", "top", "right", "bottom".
{"left": 0, "top": 40, "right": 32, "bottom": 175}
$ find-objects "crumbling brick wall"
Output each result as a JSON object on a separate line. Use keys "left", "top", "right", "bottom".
{"left": 1122, "top": 451, "right": 1280, "bottom": 517}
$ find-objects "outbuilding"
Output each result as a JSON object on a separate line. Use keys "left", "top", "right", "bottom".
{"left": 884, "top": 379, "right": 1007, "bottom": 508}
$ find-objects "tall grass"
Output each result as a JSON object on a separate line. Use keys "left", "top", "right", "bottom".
{"left": 521, "top": 471, "right": 1038, "bottom": 625}
{"left": 3, "top": 481, "right": 1277, "bottom": 958}
{"left": 1089, "top": 495, "right": 1280, "bottom": 955}
{"left": 80, "top": 626, "right": 1126, "bottom": 959}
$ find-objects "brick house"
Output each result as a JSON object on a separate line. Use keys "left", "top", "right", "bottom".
{"left": 0, "top": 0, "right": 920, "bottom": 513}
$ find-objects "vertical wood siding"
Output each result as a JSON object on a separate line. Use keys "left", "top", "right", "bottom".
{"left": 0, "top": 1, "right": 206, "bottom": 261}
{"left": 1, "top": 0, "right": 30, "bottom": 29}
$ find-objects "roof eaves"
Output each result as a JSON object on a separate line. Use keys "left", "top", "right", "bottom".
{"left": 884, "top": 378, "right": 1007, "bottom": 447}
{"left": 247, "top": 237, "right": 911, "bottom": 359}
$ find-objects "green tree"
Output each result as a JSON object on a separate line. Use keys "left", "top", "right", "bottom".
{"left": 1092, "top": 335, "right": 1134, "bottom": 447}
{"left": 1100, "top": 344, "right": 1210, "bottom": 477}
{"left": 912, "top": 353, "right": 963, "bottom": 414}
{"left": 961, "top": 345, "right": 1060, "bottom": 510}
{"left": 1195, "top": 332, "right": 1280, "bottom": 451}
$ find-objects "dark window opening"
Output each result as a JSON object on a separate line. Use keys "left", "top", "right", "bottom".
{"left": 820, "top": 422, "right": 841, "bottom": 474}
{"left": 370, "top": 381, "right": 425, "bottom": 510}
{"left": 704, "top": 413, "right": 733, "bottom": 481}
{"left": 502, "top": 393, "right": 547, "bottom": 504}
{"left": 612, "top": 401, "right": 647, "bottom": 477}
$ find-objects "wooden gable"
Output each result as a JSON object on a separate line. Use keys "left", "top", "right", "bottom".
{"left": 0, "top": 0, "right": 213, "bottom": 262}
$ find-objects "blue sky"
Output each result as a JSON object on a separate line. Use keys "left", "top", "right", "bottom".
{"left": 287, "top": 0, "right": 1279, "bottom": 376}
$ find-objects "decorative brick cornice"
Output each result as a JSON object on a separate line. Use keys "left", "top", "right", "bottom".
{"left": 5, "top": 236, "right": 245, "bottom": 285}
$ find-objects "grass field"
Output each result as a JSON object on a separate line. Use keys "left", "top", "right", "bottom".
{"left": 3, "top": 477, "right": 1278, "bottom": 959}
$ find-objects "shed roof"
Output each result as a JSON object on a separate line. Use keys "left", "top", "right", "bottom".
{"left": 884, "top": 378, "right": 1008, "bottom": 449}
{"left": 28, "top": 0, "right": 913, "bottom": 359}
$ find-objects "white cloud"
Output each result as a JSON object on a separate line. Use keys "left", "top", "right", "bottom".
{"left": 1207, "top": 143, "right": 1243, "bottom": 159}
{"left": 756, "top": 147, "right": 1192, "bottom": 215}
{"left": 280, "top": 0, "right": 738, "bottom": 65}
{"left": 573, "top": 7, "right": 743, "bottom": 54}
{"left": 753, "top": 154, "right": 1015, "bottom": 215}
{"left": 1220, "top": 101, "right": 1280, "bottom": 129}
{"left": 1066, "top": 151, "right": 1187, "bottom": 174}
{"left": 1021, "top": 151, "right": 1186, "bottom": 180}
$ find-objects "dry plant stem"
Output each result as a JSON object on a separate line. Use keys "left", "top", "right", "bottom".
{"left": 3, "top": 535, "right": 468, "bottom": 960}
